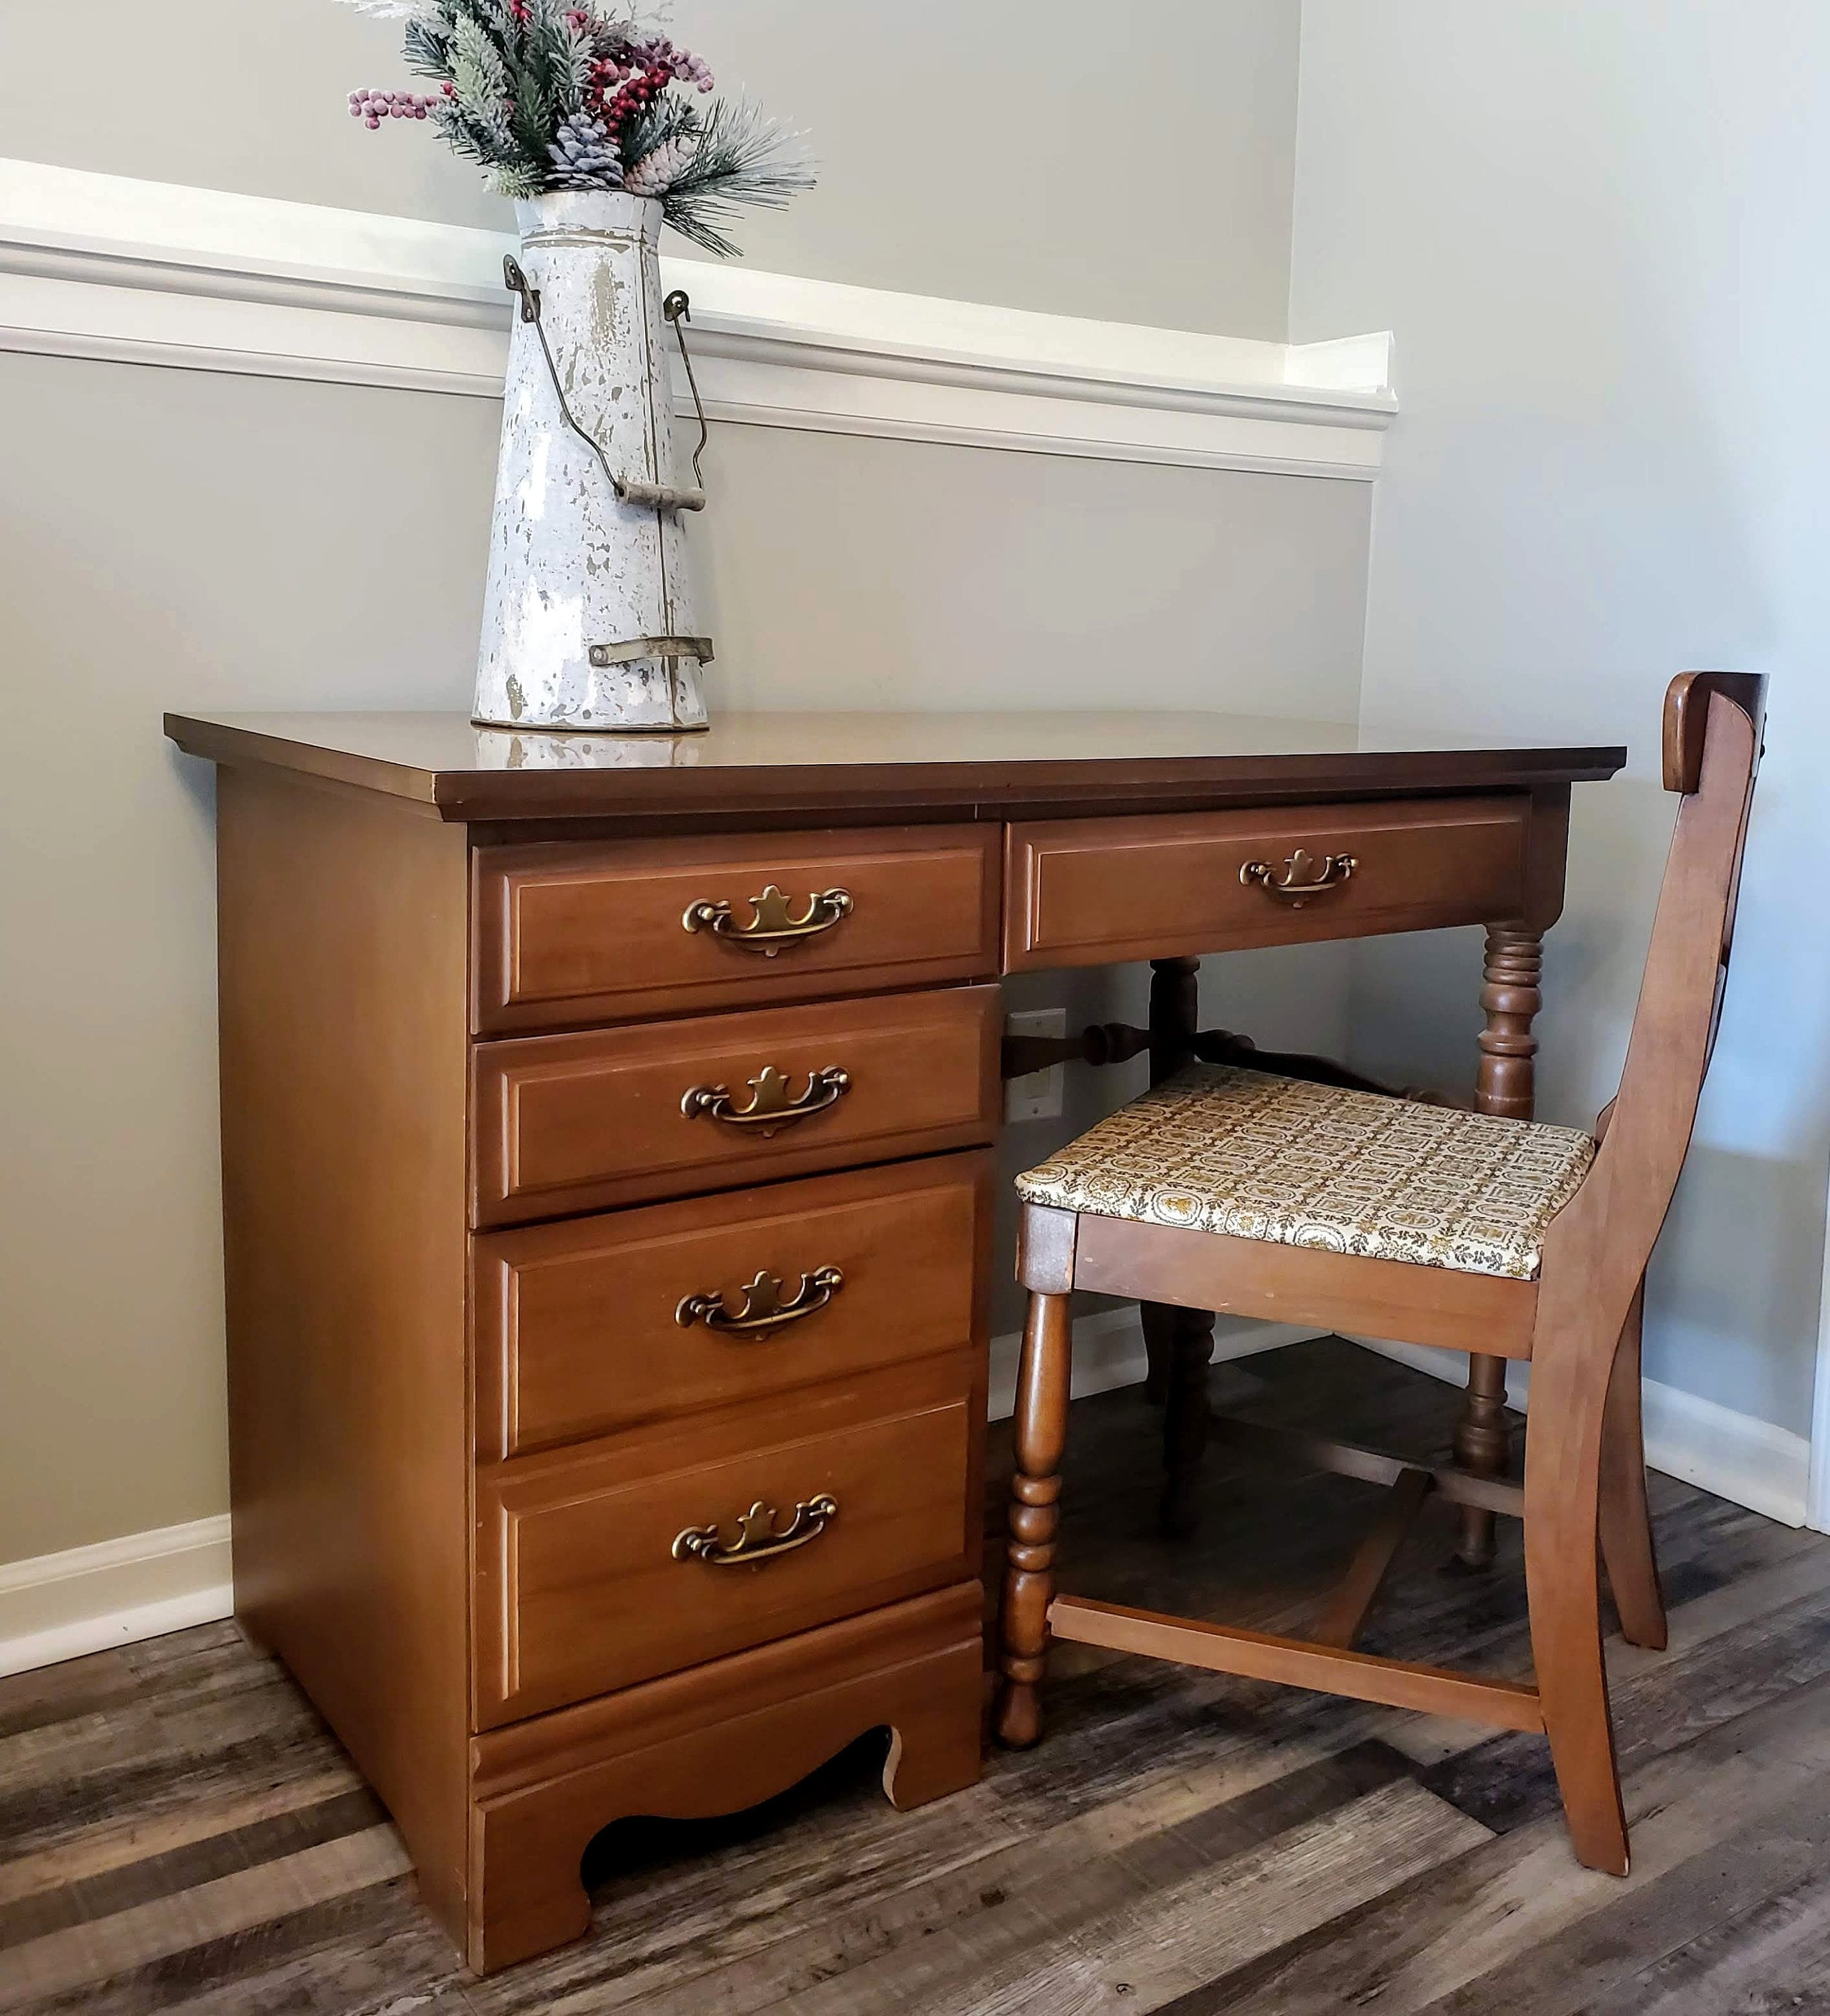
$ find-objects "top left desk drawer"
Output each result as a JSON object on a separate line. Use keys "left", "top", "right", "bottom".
{"left": 474, "top": 826, "right": 1002, "bottom": 1034}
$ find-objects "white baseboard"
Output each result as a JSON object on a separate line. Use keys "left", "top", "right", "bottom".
{"left": 1808, "top": 1218, "right": 1830, "bottom": 1534}
{"left": 987, "top": 1306, "right": 1323, "bottom": 1421}
{"left": 0, "top": 157, "right": 1395, "bottom": 480}
{"left": 0, "top": 1516, "right": 234, "bottom": 1679}
{"left": 1348, "top": 1336, "right": 1811, "bottom": 1529}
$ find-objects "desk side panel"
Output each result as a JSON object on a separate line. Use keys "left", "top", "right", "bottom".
{"left": 216, "top": 770, "right": 472, "bottom": 1937}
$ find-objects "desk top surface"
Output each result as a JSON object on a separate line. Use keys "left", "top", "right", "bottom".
{"left": 165, "top": 708, "right": 1628, "bottom": 825}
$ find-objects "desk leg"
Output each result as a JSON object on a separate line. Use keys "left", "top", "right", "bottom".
{"left": 1456, "top": 924, "right": 1543, "bottom": 1566}
{"left": 1141, "top": 956, "right": 1214, "bottom": 1534}
{"left": 1142, "top": 956, "right": 1200, "bottom": 1404}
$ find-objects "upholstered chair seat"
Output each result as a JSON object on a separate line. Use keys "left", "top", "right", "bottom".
{"left": 1015, "top": 1064, "right": 1595, "bottom": 1283}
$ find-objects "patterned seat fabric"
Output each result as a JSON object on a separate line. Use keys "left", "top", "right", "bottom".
{"left": 1016, "top": 1064, "right": 1595, "bottom": 1282}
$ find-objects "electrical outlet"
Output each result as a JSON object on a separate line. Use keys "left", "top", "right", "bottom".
{"left": 1005, "top": 1008, "right": 1068, "bottom": 1123}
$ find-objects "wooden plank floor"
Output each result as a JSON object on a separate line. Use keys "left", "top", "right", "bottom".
{"left": 5, "top": 1337, "right": 1829, "bottom": 2015}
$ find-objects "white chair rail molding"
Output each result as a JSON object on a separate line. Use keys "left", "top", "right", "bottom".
{"left": 0, "top": 156, "right": 1396, "bottom": 481}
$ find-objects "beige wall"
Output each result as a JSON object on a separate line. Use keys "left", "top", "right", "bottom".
{"left": 1292, "top": 1, "right": 1830, "bottom": 1436}
{"left": 697, "top": 425, "right": 1370, "bottom": 713}
{"left": 0, "top": 0, "right": 1302, "bottom": 339}
{"left": 0, "top": 339, "right": 1370, "bottom": 1564}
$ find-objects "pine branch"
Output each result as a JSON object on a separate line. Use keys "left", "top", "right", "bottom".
{"left": 617, "top": 90, "right": 699, "bottom": 168}
{"left": 558, "top": 18, "right": 596, "bottom": 109}
{"left": 431, "top": 97, "right": 509, "bottom": 170}
{"left": 653, "top": 97, "right": 815, "bottom": 257}
{"left": 450, "top": 13, "right": 508, "bottom": 117}
{"left": 401, "top": 17, "right": 452, "bottom": 80}
{"left": 502, "top": 0, "right": 569, "bottom": 164}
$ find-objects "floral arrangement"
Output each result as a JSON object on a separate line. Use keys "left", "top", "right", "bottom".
{"left": 337, "top": 2, "right": 813, "bottom": 255}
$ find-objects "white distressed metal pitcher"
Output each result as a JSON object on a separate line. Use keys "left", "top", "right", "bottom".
{"left": 474, "top": 191, "right": 713, "bottom": 733}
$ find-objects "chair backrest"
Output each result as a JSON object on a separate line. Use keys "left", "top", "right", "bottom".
{"left": 1544, "top": 672, "right": 1766, "bottom": 1322}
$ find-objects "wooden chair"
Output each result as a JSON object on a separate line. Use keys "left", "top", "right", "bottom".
{"left": 995, "top": 673, "right": 1766, "bottom": 1876}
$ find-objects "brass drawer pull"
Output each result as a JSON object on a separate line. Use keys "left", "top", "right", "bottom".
{"left": 682, "top": 884, "right": 854, "bottom": 956}
{"left": 1239, "top": 849, "right": 1358, "bottom": 909}
{"left": 676, "top": 1265, "right": 845, "bottom": 1337}
{"left": 680, "top": 1064, "right": 850, "bottom": 1136}
{"left": 672, "top": 1494, "right": 839, "bottom": 1567}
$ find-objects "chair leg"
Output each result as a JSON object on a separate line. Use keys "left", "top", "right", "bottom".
{"left": 1451, "top": 1353, "right": 1512, "bottom": 1567}
{"left": 1159, "top": 1306, "right": 1217, "bottom": 1539}
{"left": 1599, "top": 1280, "right": 1667, "bottom": 1650}
{"left": 995, "top": 1290, "right": 1075, "bottom": 1749}
{"left": 1524, "top": 1335, "right": 1630, "bottom": 1878}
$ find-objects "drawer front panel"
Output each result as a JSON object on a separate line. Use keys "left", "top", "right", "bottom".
{"left": 474, "top": 825, "right": 1001, "bottom": 1034}
{"left": 470, "top": 986, "right": 1001, "bottom": 1226}
{"left": 1004, "top": 796, "right": 1532, "bottom": 971}
{"left": 474, "top": 1156, "right": 991, "bottom": 1459}
{"left": 475, "top": 1360, "right": 977, "bottom": 1725}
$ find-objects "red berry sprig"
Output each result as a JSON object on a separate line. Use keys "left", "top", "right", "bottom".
{"left": 577, "top": 34, "right": 713, "bottom": 140}
{"left": 599, "top": 62, "right": 675, "bottom": 135}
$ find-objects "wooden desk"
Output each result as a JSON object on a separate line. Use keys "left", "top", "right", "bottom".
{"left": 164, "top": 708, "right": 1625, "bottom": 1972}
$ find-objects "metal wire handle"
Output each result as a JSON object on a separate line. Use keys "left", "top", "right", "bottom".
{"left": 663, "top": 289, "right": 709, "bottom": 491}
{"left": 501, "top": 255, "right": 706, "bottom": 512}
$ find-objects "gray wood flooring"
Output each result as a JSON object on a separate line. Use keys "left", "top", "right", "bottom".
{"left": 4, "top": 1337, "right": 1829, "bottom": 2015}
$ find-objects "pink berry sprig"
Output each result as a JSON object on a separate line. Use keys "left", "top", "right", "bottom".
{"left": 632, "top": 36, "right": 714, "bottom": 92}
{"left": 349, "top": 88, "right": 440, "bottom": 130}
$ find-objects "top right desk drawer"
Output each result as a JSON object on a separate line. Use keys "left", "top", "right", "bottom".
{"left": 1004, "top": 796, "right": 1532, "bottom": 971}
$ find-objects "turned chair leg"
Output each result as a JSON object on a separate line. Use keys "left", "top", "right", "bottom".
{"left": 995, "top": 1290, "right": 1074, "bottom": 1748}
{"left": 1599, "top": 1280, "right": 1666, "bottom": 1650}
{"left": 1451, "top": 1352, "right": 1513, "bottom": 1568}
{"left": 1524, "top": 1334, "right": 1630, "bottom": 1877}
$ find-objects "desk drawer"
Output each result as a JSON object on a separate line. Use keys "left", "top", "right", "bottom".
{"left": 1004, "top": 796, "right": 1532, "bottom": 970}
{"left": 474, "top": 1358, "right": 977, "bottom": 1725}
{"left": 471, "top": 986, "right": 1001, "bottom": 1226}
{"left": 474, "top": 1157, "right": 991, "bottom": 1459}
{"left": 474, "top": 826, "right": 1001, "bottom": 1034}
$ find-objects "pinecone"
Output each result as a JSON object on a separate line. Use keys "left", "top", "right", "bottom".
{"left": 624, "top": 134, "right": 696, "bottom": 197}
{"left": 547, "top": 111, "right": 623, "bottom": 190}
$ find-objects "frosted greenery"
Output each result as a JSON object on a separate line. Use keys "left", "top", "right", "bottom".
{"left": 338, "top": 0, "right": 813, "bottom": 253}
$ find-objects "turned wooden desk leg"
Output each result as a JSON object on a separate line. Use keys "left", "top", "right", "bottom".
{"left": 1142, "top": 956, "right": 1202, "bottom": 1404}
{"left": 1456, "top": 923, "right": 1544, "bottom": 1566}
{"left": 1141, "top": 956, "right": 1216, "bottom": 1534}
{"left": 1139, "top": 1301, "right": 1175, "bottom": 1408}
{"left": 1160, "top": 1308, "right": 1218, "bottom": 1540}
